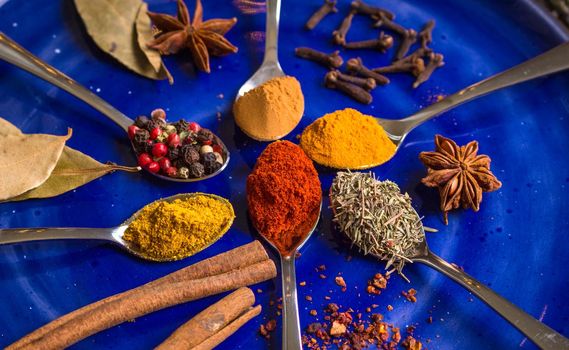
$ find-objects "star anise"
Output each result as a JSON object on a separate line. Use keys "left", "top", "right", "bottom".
{"left": 419, "top": 135, "right": 502, "bottom": 224}
{"left": 147, "top": 0, "right": 238, "bottom": 73}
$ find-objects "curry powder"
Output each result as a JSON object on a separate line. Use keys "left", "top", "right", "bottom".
{"left": 123, "top": 193, "right": 235, "bottom": 261}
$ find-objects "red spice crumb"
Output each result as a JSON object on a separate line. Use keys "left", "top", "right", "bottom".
{"left": 392, "top": 327, "right": 402, "bottom": 343}
{"left": 266, "top": 319, "right": 277, "bottom": 331}
{"left": 256, "top": 289, "right": 262, "bottom": 293}
{"left": 427, "top": 316, "right": 433, "bottom": 324}
{"left": 318, "top": 264, "right": 326, "bottom": 271}
{"left": 371, "top": 304, "right": 379, "bottom": 309}
{"left": 366, "top": 307, "right": 371, "bottom": 312}
{"left": 334, "top": 276, "right": 347, "bottom": 291}
{"left": 407, "top": 325, "right": 416, "bottom": 335}
{"left": 277, "top": 304, "right": 283, "bottom": 310}
{"left": 367, "top": 273, "right": 388, "bottom": 295}
{"left": 402, "top": 335, "right": 423, "bottom": 350}
{"left": 259, "top": 319, "right": 276, "bottom": 339}
{"left": 299, "top": 281, "right": 307, "bottom": 286}
{"left": 306, "top": 295, "right": 313, "bottom": 301}
{"left": 319, "top": 274, "right": 327, "bottom": 279}
{"left": 324, "top": 296, "right": 331, "bottom": 300}
{"left": 330, "top": 321, "right": 347, "bottom": 336}
{"left": 402, "top": 288, "right": 418, "bottom": 303}
{"left": 269, "top": 300, "right": 275, "bottom": 306}
{"left": 387, "top": 304, "right": 394, "bottom": 311}
{"left": 310, "top": 309, "right": 318, "bottom": 316}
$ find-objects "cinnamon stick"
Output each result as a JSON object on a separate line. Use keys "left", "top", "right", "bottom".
{"left": 156, "top": 288, "right": 260, "bottom": 349}
{"left": 8, "top": 241, "right": 275, "bottom": 350}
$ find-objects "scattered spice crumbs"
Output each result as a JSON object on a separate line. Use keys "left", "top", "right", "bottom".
{"left": 300, "top": 281, "right": 307, "bottom": 286}
{"left": 335, "top": 276, "right": 347, "bottom": 291}
{"left": 306, "top": 295, "right": 313, "bottom": 301}
{"left": 310, "top": 309, "right": 318, "bottom": 316}
{"left": 367, "top": 272, "right": 389, "bottom": 295}
{"left": 402, "top": 288, "right": 418, "bottom": 303}
{"left": 319, "top": 274, "right": 327, "bottom": 279}
{"left": 259, "top": 319, "right": 276, "bottom": 339}
{"left": 387, "top": 305, "right": 394, "bottom": 311}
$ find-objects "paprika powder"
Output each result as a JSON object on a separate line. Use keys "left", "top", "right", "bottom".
{"left": 246, "top": 141, "right": 321, "bottom": 254}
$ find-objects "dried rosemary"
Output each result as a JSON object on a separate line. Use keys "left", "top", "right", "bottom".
{"left": 330, "top": 171, "right": 424, "bottom": 281}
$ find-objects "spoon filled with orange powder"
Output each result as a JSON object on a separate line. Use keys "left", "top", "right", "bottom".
{"left": 247, "top": 141, "right": 322, "bottom": 350}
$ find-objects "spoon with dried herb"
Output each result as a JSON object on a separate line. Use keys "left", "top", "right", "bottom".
{"left": 330, "top": 171, "right": 569, "bottom": 350}
{"left": 0, "top": 193, "right": 235, "bottom": 262}
{"left": 0, "top": 32, "right": 230, "bottom": 182}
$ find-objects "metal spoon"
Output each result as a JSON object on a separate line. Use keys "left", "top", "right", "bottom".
{"left": 0, "top": 193, "right": 233, "bottom": 262}
{"left": 349, "top": 41, "right": 569, "bottom": 170}
{"left": 350, "top": 207, "right": 569, "bottom": 350}
{"left": 0, "top": 32, "right": 230, "bottom": 182}
{"left": 255, "top": 202, "right": 322, "bottom": 350}
{"left": 235, "top": 0, "right": 284, "bottom": 100}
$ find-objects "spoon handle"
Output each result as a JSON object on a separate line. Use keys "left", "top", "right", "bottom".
{"left": 415, "top": 251, "right": 569, "bottom": 350}
{"left": 263, "top": 0, "right": 281, "bottom": 65}
{"left": 400, "top": 41, "right": 569, "bottom": 134}
{"left": 0, "top": 227, "right": 119, "bottom": 244}
{"left": 0, "top": 32, "right": 133, "bottom": 131}
{"left": 280, "top": 255, "right": 303, "bottom": 350}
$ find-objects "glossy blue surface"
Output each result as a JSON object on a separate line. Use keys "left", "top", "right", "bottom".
{"left": 1, "top": 0, "right": 568, "bottom": 349}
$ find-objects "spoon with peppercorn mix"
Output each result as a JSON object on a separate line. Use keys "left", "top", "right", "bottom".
{"left": 0, "top": 32, "right": 230, "bottom": 182}
{"left": 0, "top": 193, "right": 234, "bottom": 262}
{"left": 350, "top": 41, "right": 569, "bottom": 170}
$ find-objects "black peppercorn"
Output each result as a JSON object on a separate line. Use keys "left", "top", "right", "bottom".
{"left": 197, "top": 129, "right": 214, "bottom": 143}
{"left": 134, "top": 115, "right": 149, "bottom": 128}
{"left": 181, "top": 144, "right": 200, "bottom": 166}
{"left": 202, "top": 154, "right": 221, "bottom": 174}
{"left": 189, "top": 162, "right": 205, "bottom": 178}
{"left": 146, "top": 118, "right": 165, "bottom": 132}
{"left": 133, "top": 129, "right": 150, "bottom": 144}
{"left": 169, "top": 146, "right": 180, "bottom": 160}
{"left": 173, "top": 119, "right": 189, "bottom": 133}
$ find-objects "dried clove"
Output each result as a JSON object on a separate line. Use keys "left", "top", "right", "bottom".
{"left": 346, "top": 58, "right": 390, "bottom": 85}
{"left": 395, "top": 47, "right": 433, "bottom": 64}
{"left": 419, "top": 20, "right": 435, "bottom": 49}
{"left": 305, "top": 0, "right": 338, "bottom": 30}
{"left": 350, "top": 0, "right": 395, "bottom": 20}
{"left": 344, "top": 32, "right": 393, "bottom": 52}
{"left": 413, "top": 52, "right": 444, "bottom": 88}
{"left": 333, "top": 70, "right": 377, "bottom": 90}
{"left": 372, "top": 12, "right": 406, "bottom": 35}
{"left": 325, "top": 71, "right": 373, "bottom": 104}
{"left": 295, "top": 47, "right": 344, "bottom": 69}
{"left": 332, "top": 10, "right": 356, "bottom": 45}
{"left": 395, "top": 29, "right": 417, "bottom": 61}
{"left": 373, "top": 56, "right": 425, "bottom": 77}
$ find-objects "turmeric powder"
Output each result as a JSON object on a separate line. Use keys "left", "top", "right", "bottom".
{"left": 299, "top": 108, "right": 396, "bottom": 169}
{"left": 123, "top": 193, "right": 235, "bottom": 261}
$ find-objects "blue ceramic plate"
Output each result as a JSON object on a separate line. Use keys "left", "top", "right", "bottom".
{"left": 1, "top": 0, "right": 568, "bottom": 349}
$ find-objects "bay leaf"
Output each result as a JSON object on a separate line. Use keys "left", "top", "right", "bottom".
{"left": 136, "top": 2, "right": 173, "bottom": 84}
{"left": 8, "top": 147, "right": 140, "bottom": 202}
{"left": 0, "top": 128, "right": 72, "bottom": 201}
{"left": 74, "top": 0, "right": 171, "bottom": 82}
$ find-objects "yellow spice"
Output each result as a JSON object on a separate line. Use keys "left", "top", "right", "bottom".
{"left": 123, "top": 194, "right": 235, "bottom": 261}
{"left": 233, "top": 76, "right": 304, "bottom": 141}
{"left": 300, "top": 108, "right": 396, "bottom": 169}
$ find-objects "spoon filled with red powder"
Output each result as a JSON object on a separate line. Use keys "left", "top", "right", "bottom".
{"left": 247, "top": 140, "right": 322, "bottom": 350}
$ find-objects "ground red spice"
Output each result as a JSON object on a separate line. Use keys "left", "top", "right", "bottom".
{"left": 247, "top": 141, "right": 321, "bottom": 254}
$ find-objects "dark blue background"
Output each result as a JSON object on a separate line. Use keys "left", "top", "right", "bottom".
{"left": 0, "top": 0, "right": 568, "bottom": 349}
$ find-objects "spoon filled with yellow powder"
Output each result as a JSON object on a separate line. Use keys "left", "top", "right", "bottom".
{"left": 0, "top": 193, "right": 235, "bottom": 262}
{"left": 300, "top": 108, "right": 396, "bottom": 169}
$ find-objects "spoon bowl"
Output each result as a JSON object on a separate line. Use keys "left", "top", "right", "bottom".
{"left": 0, "top": 32, "right": 229, "bottom": 182}
{"left": 0, "top": 193, "right": 234, "bottom": 262}
{"left": 350, "top": 206, "right": 569, "bottom": 350}
{"left": 235, "top": 0, "right": 283, "bottom": 102}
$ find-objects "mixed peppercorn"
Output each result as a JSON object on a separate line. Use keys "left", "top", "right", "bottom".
{"left": 128, "top": 109, "right": 227, "bottom": 179}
